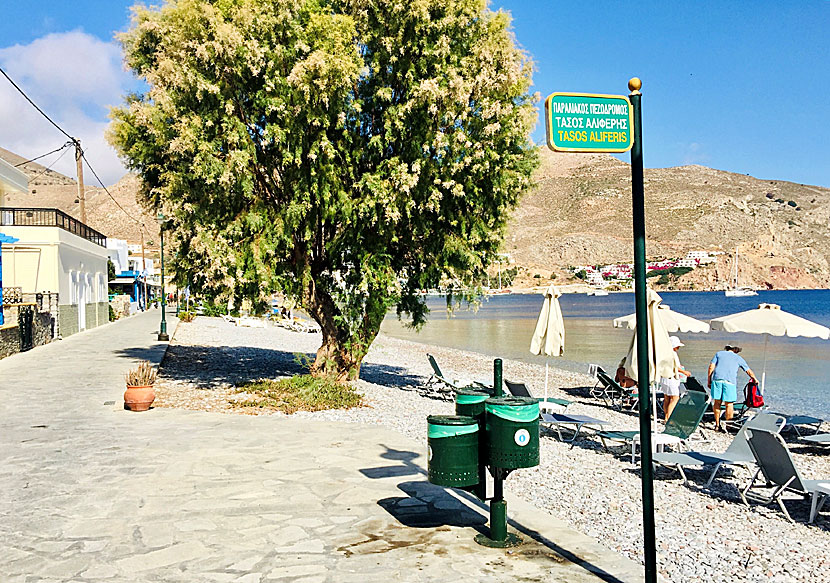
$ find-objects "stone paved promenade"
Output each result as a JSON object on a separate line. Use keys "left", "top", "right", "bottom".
{"left": 0, "top": 310, "right": 642, "bottom": 582}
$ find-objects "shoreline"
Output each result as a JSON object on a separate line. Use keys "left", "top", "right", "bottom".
{"left": 155, "top": 318, "right": 829, "bottom": 582}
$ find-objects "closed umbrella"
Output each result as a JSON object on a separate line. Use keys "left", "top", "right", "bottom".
{"left": 624, "top": 289, "right": 680, "bottom": 428}
{"left": 613, "top": 303, "right": 710, "bottom": 333}
{"left": 529, "top": 284, "right": 565, "bottom": 401}
{"left": 710, "top": 303, "right": 830, "bottom": 392}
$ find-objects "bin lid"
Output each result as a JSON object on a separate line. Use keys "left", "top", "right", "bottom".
{"left": 427, "top": 414, "right": 478, "bottom": 426}
{"left": 455, "top": 388, "right": 489, "bottom": 404}
{"left": 485, "top": 397, "right": 539, "bottom": 422}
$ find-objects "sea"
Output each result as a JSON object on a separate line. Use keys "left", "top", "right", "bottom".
{"left": 380, "top": 289, "right": 830, "bottom": 420}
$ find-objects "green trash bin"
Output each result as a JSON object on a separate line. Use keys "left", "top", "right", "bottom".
{"left": 455, "top": 388, "right": 490, "bottom": 418}
{"left": 485, "top": 397, "right": 540, "bottom": 469}
{"left": 427, "top": 415, "right": 480, "bottom": 488}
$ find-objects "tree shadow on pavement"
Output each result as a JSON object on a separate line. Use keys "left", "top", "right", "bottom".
{"left": 146, "top": 344, "right": 434, "bottom": 393}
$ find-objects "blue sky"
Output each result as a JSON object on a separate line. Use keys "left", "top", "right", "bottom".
{"left": 1, "top": 1, "right": 829, "bottom": 187}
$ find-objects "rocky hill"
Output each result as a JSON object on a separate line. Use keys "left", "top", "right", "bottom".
{"left": 504, "top": 148, "right": 830, "bottom": 290}
{"left": 0, "top": 147, "right": 157, "bottom": 249}
{"left": 3, "top": 145, "right": 829, "bottom": 290}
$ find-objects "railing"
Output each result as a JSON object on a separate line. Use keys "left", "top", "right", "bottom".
{"left": 0, "top": 208, "right": 106, "bottom": 247}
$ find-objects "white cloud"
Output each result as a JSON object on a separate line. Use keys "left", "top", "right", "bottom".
{"left": 681, "top": 142, "right": 710, "bottom": 166}
{"left": 0, "top": 30, "right": 135, "bottom": 185}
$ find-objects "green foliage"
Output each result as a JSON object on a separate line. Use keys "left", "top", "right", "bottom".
{"left": 787, "top": 200, "right": 797, "bottom": 208}
{"left": 575, "top": 270, "right": 587, "bottom": 280}
{"left": 108, "top": 305, "right": 117, "bottom": 322}
{"left": 533, "top": 273, "right": 541, "bottom": 279}
{"left": 107, "top": 259, "right": 116, "bottom": 281}
{"left": 178, "top": 311, "right": 196, "bottom": 322}
{"left": 200, "top": 300, "right": 228, "bottom": 317}
{"left": 232, "top": 375, "right": 364, "bottom": 413}
{"left": 110, "top": 0, "right": 538, "bottom": 379}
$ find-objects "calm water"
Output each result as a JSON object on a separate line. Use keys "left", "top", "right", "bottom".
{"left": 381, "top": 290, "right": 830, "bottom": 419}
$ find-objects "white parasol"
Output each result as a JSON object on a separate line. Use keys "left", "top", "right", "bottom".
{"left": 613, "top": 303, "right": 710, "bottom": 333}
{"left": 710, "top": 303, "right": 829, "bottom": 392}
{"left": 529, "top": 284, "right": 565, "bottom": 401}
{"left": 624, "top": 289, "right": 680, "bottom": 428}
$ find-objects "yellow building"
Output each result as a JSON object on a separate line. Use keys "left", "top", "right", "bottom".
{"left": 1, "top": 159, "right": 109, "bottom": 338}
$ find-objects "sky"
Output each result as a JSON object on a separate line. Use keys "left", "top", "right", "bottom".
{"left": 1, "top": 1, "right": 829, "bottom": 187}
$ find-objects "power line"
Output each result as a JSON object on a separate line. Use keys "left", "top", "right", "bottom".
{"left": 28, "top": 146, "right": 74, "bottom": 182}
{"left": 14, "top": 141, "right": 74, "bottom": 167}
{"left": 80, "top": 151, "right": 146, "bottom": 232}
{"left": 1, "top": 65, "right": 148, "bottom": 235}
{"left": 0, "top": 66, "right": 74, "bottom": 142}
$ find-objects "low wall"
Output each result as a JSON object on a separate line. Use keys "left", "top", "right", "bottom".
{"left": 0, "top": 312, "right": 54, "bottom": 360}
{"left": 59, "top": 302, "right": 110, "bottom": 338}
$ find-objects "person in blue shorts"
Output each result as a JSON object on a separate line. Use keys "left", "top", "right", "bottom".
{"left": 707, "top": 345, "right": 758, "bottom": 432}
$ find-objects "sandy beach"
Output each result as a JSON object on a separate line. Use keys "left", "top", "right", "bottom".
{"left": 155, "top": 317, "right": 830, "bottom": 583}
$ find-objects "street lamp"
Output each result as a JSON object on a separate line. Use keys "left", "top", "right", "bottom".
{"left": 157, "top": 212, "right": 169, "bottom": 341}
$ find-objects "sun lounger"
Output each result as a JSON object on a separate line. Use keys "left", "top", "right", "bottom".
{"left": 504, "top": 379, "right": 571, "bottom": 412}
{"left": 653, "top": 412, "right": 785, "bottom": 487}
{"left": 540, "top": 412, "right": 611, "bottom": 444}
{"left": 425, "top": 354, "right": 492, "bottom": 397}
{"left": 599, "top": 390, "right": 710, "bottom": 463}
{"left": 778, "top": 414, "right": 824, "bottom": 437}
{"left": 591, "top": 371, "right": 627, "bottom": 407}
{"left": 802, "top": 433, "right": 830, "bottom": 445}
{"left": 741, "top": 428, "right": 829, "bottom": 523}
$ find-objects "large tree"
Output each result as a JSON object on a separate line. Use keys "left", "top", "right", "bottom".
{"left": 110, "top": 0, "right": 538, "bottom": 380}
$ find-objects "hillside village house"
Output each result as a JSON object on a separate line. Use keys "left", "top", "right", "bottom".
{"left": 0, "top": 158, "right": 109, "bottom": 351}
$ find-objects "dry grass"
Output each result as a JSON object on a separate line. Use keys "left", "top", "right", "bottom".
{"left": 231, "top": 375, "right": 364, "bottom": 414}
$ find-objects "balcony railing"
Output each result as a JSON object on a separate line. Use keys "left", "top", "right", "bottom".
{"left": 0, "top": 208, "right": 106, "bottom": 247}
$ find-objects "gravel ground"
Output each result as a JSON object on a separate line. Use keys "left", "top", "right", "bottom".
{"left": 156, "top": 317, "right": 830, "bottom": 583}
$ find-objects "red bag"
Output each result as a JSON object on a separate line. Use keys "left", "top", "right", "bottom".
{"left": 744, "top": 381, "right": 764, "bottom": 408}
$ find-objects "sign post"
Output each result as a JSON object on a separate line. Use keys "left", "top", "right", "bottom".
{"left": 545, "top": 80, "right": 655, "bottom": 583}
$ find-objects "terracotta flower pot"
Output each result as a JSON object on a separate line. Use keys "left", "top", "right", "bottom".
{"left": 124, "top": 385, "right": 155, "bottom": 412}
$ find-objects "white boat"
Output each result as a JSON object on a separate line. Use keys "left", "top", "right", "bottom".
{"left": 725, "top": 248, "right": 758, "bottom": 297}
{"left": 587, "top": 288, "right": 609, "bottom": 296}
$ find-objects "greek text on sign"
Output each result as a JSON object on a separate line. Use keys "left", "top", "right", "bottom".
{"left": 545, "top": 93, "right": 633, "bottom": 153}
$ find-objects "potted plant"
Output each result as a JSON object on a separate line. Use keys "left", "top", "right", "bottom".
{"left": 124, "top": 361, "right": 157, "bottom": 412}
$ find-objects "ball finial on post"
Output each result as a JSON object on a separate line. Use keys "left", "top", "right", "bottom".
{"left": 628, "top": 77, "right": 642, "bottom": 93}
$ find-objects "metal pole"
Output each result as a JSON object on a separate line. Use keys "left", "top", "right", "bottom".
{"left": 629, "top": 77, "right": 656, "bottom": 583}
{"left": 493, "top": 358, "right": 503, "bottom": 397}
{"left": 157, "top": 217, "right": 169, "bottom": 341}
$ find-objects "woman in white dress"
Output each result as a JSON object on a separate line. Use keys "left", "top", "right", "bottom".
{"left": 660, "top": 336, "right": 691, "bottom": 421}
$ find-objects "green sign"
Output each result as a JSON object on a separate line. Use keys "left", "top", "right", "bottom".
{"left": 545, "top": 93, "right": 633, "bottom": 153}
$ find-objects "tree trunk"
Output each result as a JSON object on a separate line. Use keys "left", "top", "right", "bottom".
{"left": 303, "top": 280, "right": 379, "bottom": 382}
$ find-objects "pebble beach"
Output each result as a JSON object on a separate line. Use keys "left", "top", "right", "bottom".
{"left": 155, "top": 317, "right": 830, "bottom": 583}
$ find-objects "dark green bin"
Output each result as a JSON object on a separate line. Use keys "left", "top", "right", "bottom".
{"left": 455, "top": 388, "right": 490, "bottom": 418}
{"left": 427, "top": 415, "right": 480, "bottom": 488}
{"left": 485, "top": 397, "right": 540, "bottom": 469}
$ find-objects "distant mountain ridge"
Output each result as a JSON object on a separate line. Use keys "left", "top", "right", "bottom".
{"left": 0, "top": 147, "right": 156, "bottom": 248}
{"left": 3, "top": 145, "right": 828, "bottom": 289}
{"left": 505, "top": 148, "right": 830, "bottom": 290}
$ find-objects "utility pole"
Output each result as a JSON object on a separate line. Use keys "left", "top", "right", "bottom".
{"left": 140, "top": 229, "right": 148, "bottom": 312}
{"left": 74, "top": 139, "right": 86, "bottom": 224}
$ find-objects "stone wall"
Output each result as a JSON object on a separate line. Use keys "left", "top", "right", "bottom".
{"left": 0, "top": 311, "right": 54, "bottom": 360}
{"left": 59, "top": 304, "right": 79, "bottom": 338}
{"left": 59, "top": 303, "right": 110, "bottom": 338}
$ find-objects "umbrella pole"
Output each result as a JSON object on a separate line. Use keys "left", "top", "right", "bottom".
{"left": 761, "top": 334, "right": 768, "bottom": 393}
{"left": 544, "top": 361, "right": 549, "bottom": 401}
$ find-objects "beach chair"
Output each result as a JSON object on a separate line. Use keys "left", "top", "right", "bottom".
{"left": 779, "top": 414, "right": 824, "bottom": 437}
{"left": 598, "top": 390, "right": 710, "bottom": 463}
{"left": 685, "top": 376, "right": 752, "bottom": 427}
{"left": 504, "top": 379, "right": 571, "bottom": 412}
{"left": 540, "top": 412, "right": 611, "bottom": 444}
{"left": 801, "top": 433, "right": 830, "bottom": 446}
{"left": 591, "top": 370, "right": 627, "bottom": 407}
{"left": 424, "top": 354, "right": 492, "bottom": 397}
{"left": 652, "top": 412, "right": 785, "bottom": 487}
{"left": 741, "top": 428, "right": 830, "bottom": 523}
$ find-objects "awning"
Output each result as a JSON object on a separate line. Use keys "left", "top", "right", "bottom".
{"left": 110, "top": 277, "right": 138, "bottom": 284}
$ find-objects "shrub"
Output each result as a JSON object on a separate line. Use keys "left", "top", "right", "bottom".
{"left": 125, "top": 361, "right": 157, "bottom": 386}
{"left": 178, "top": 311, "right": 195, "bottom": 323}
{"left": 232, "top": 375, "right": 364, "bottom": 413}
{"left": 533, "top": 273, "right": 541, "bottom": 279}
{"left": 787, "top": 200, "right": 797, "bottom": 208}
{"left": 109, "top": 305, "right": 117, "bottom": 322}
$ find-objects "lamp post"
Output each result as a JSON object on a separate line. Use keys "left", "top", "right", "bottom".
{"left": 157, "top": 212, "right": 169, "bottom": 341}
